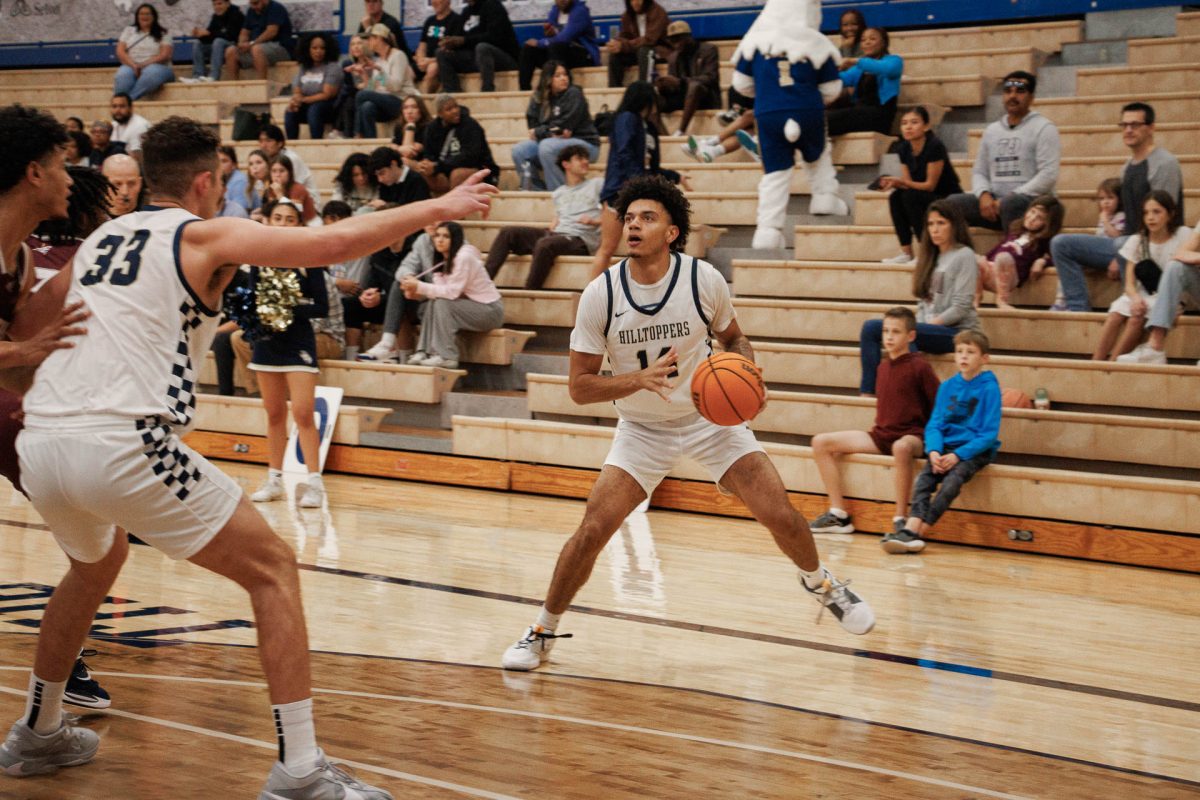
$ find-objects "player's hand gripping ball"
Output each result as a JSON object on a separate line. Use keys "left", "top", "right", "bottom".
{"left": 691, "top": 353, "right": 766, "bottom": 425}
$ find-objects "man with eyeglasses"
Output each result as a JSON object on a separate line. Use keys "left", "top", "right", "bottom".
{"left": 1051, "top": 101, "right": 1184, "bottom": 312}
{"left": 944, "top": 70, "right": 1059, "bottom": 233}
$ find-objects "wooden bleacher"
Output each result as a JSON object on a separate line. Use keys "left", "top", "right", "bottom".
{"left": 194, "top": 393, "right": 392, "bottom": 446}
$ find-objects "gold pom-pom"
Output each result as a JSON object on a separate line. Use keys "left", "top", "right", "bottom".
{"left": 256, "top": 268, "right": 304, "bottom": 332}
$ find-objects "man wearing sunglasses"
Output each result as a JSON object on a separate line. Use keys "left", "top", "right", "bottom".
{"left": 1051, "top": 101, "right": 1184, "bottom": 312}
{"left": 944, "top": 70, "right": 1059, "bottom": 234}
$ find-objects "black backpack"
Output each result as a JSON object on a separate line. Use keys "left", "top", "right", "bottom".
{"left": 593, "top": 104, "right": 615, "bottom": 137}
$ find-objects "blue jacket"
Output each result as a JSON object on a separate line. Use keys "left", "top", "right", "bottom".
{"left": 537, "top": 0, "right": 599, "bottom": 65}
{"left": 601, "top": 110, "right": 679, "bottom": 203}
{"left": 924, "top": 369, "right": 1002, "bottom": 461}
{"left": 840, "top": 53, "right": 903, "bottom": 106}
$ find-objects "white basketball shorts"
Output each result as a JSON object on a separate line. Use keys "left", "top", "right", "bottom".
{"left": 604, "top": 412, "right": 765, "bottom": 498}
{"left": 18, "top": 416, "right": 242, "bottom": 563}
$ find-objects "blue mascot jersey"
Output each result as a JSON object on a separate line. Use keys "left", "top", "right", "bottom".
{"left": 735, "top": 52, "right": 840, "bottom": 116}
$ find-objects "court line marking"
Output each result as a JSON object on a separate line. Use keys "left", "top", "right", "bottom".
{"left": 0, "top": 670, "right": 1029, "bottom": 799}
{"left": 0, "top": 685, "right": 520, "bottom": 800}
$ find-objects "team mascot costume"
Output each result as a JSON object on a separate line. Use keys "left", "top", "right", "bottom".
{"left": 732, "top": 0, "right": 848, "bottom": 249}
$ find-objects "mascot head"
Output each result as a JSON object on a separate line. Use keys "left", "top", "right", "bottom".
{"left": 733, "top": 0, "right": 841, "bottom": 66}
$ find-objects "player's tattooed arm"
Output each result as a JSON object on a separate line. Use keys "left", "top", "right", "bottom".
{"left": 713, "top": 318, "right": 754, "bottom": 362}
{"left": 568, "top": 347, "right": 678, "bottom": 404}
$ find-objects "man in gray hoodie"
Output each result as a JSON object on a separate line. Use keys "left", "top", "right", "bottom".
{"left": 944, "top": 71, "right": 1060, "bottom": 232}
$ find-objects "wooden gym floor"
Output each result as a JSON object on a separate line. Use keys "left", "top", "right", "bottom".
{"left": 0, "top": 462, "right": 1196, "bottom": 798}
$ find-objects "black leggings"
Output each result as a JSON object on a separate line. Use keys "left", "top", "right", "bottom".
{"left": 826, "top": 102, "right": 896, "bottom": 137}
{"left": 888, "top": 188, "right": 941, "bottom": 248}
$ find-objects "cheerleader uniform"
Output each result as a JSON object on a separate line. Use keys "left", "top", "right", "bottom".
{"left": 248, "top": 267, "right": 329, "bottom": 373}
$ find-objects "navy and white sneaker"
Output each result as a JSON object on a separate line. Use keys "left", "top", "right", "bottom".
{"left": 810, "top": 510, "right": 854, "bottom": 534}
{"left": 801, "top": 568, "right": 875, "bottom": 634}
{"left": 881, "top": 528, "right": 926, "bottom": 554}
{"left": 64, "top": 651, "right": 110, "bottom": 710}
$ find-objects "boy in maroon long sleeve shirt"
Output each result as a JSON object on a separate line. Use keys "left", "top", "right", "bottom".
{"left": 810, "top": 307, "right": 941, "bottom": 546}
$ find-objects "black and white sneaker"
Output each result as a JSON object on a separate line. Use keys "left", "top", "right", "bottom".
{"left": 64, "top": 651, "right": 111, "bottom": 709}
{"left": 881, "top": 528, "right": 926, "bottom": 554}
{"left": 801, "top": 569, "right": 875, "bottom": 635}
{"left": 810, "top": 511, "right": 855, "bottom": 534}
{"left": 501, "top": 626, "right": 573, "bottom": 671}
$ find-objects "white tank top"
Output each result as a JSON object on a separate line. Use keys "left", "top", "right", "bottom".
{"left": 24, "top": 207, "right": 221, "bottom": 433}
{"left": 570, "top": 253, "right": 735, "bottom": 423}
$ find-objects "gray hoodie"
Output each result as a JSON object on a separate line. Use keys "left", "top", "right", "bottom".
{"left": 971, "top": 110, "right": 1060, "bottom": 200}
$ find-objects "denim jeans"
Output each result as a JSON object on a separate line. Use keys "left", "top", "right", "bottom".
{"left": 512, "top": 137, "right": 600, "bottom": 190}
{"left": 284, "top": 99, "right": 335, "bottom": 140}
{"left": 113, "top": 62, "right": 176, "bottom": 100}
{"left": 859, "top": 317, "right": 959, "bottom": 394}
{"left": 1148, "top": 259, "right": 1200, "bottom": 330}
{"left": 942, "top": 191, "right": 1032, "bottom": 232}
{"left": 1049, "top": 233, "right": 1128, "bottom": 311}
{"left": 909, "top": 452, "right": 993, "bottom": 526}
{"left": 191, "top": 38, "right": 230, "bottom": 79}
{"left": 355, "top": 90, "right": 403, "bottom": 138}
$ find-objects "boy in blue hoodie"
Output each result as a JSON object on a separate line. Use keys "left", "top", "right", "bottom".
{"left": 884, "top": 330, "right": 1002, "bottom": 554}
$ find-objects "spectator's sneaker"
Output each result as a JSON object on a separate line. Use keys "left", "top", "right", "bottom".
{"left": 1047, "top": 301, "right": 1069, "bottom": 312}
{"left": 800, "top": 568, "right": 875, "bottom": 635}
{"left": 0, "top": 720, "right": 99, "bottom": 777}
{"left": 406, "top": 351, "right": 431, "bottom": 365}
{"left": 892, "top": 518, "right": 907, "bottom": 536}
{"left": 1116, "top": 344, "right": 1167, "bottom": 365}
{"left": 717, "top": 107, "right": 741, "bottom": 125}
{"left": 501, "top": 625, "right": 573, "bottom": 671}
{"left": 735, "top": 130, "right": 761, "bottom": 162}
{"left": 180, "top": 76, "right": 201, "bottom": 84}
{"left": 810, "top": 510, "right": 854, "bottom": 534}
{"left": 422, "top": 355, "right": 459, "bottom": 369}
{"left": 298, "top": 483, "right": 325, "bottom": 509}
{"left": 882, "top": 252, "right": 916, "bottom": 265}
{"left": 357, "top": 343, "right": 399, "bottom": 363}
{"left": 259, "top": 750, "right": 393, "bottom": 800}
{"left": 680, "top": 136, "right": 712, "bottom": 163}
{"left": 197, "top": 76, "right": 216, "bottom": 83}
{"left": 251, "top": 478, "right": 285, "bottom": 503}
{"left": 64, "top": 651, "right": 110, "bottom": 710}
{"left": 881, "top": 528, "right": 926, "bottom": 554}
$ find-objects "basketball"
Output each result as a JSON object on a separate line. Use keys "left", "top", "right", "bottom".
{"left": 691, "top": 352, "right": 767, "bottom": 426}
{"left": 1001, "top": 388, "right": 1034, "bottom": 409}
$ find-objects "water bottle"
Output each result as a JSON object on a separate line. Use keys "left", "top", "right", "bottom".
{"left": 520, "top": 162, "right": 534, "bottom": 191}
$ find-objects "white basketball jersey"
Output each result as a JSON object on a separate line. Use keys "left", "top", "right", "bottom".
{"left": 570, "top": 253, "right": 735, "bottom": 423}
{"left": 24, "top": 207, "right": 220, "bottom": 433}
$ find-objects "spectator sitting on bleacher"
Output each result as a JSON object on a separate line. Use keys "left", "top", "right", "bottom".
{"left": 334, "top": 35, "right": 374, "bottom": 138}
{"left": 414, "top": 0, "right": 462, "bottom": 94}
{"left": 258, "top": 124, "right": 319, "bottom": 202}
{"left": 1051, "top": 102, "right": 1184, "bottom": 312}
{"left": 944, "top": 71, "right": 1059, "bottom": 233}
{"left": 87, "top": 121, "right": 126, "bottom": 168}
{"left": 826, "top": 27, "right": 902, "bottom": 138}
{"left": 404, "top": 221, "right": 504, "bottom": 369}
{"left": 878, "top": 106, "right": 961, "bottom": 265}
{"left": 370, "top": 145, "right": 432, "bottom": 209}
{"left": 513, "top": 61, "right": 601, "bottom": 191}
{"left": 110, "top": 93, "right": 150, "bottom": 156}
{"left": 1095, "top": 192, "right": 1187, "bottom": 360}
{"left": 244, "top": 148, "right": 269, "bottom": 217}
{"left": 357, "top": 0, "right": 418, "bottom": 77}
{"left": 975, "top": 194, "right": 1063, "bottom": 310}
{"left": 331, "top": 153, "right": 379, "bottom": 214}
{"left": 113, "top": 4, "right": 175, "bottom": 101}
{"left": 355, "top": 25, "right": 420, "bottom": 139}
{"left": 604, "top": 0, "right": 670, "bottom": 88}
{"left": 485, "top": 144, "right": 602, "bottom": 289}
{"left": 217, "top": 171, "right": 250, "bottom": 218}
{"left": 518, "top": 0, "right": 600, "bottom": 92}
{"left": 218, "top": 145, "right": 249, "bottom": 211}
{"left": 186, "top": 0, "right": 244, "bottom": 83}
{"left": 307, "top": 203, "right": 352, "bottom": 361}
{"left": 1118, "top": 219, "right": 1200, "bottom": 365}
{"left": 65, "top": 116, "right": 85, "bottom": 134}
{"left": 101, "top": 154, "right": 144, "bottom": 217}
{"left": 837, "top": 8, "right": 867, "bottom": 58}
{"left": 435, "top": 0, "right": 520, "bottom": 93}
{"left": 859, "top": 199, "right": 979, "bottom": 395}
{"left": 224, "top": 0, "right": 295, "bottom": 82}
{"left": 654, "top": 20, "right": 719, "bottom": 136}
{"left": 262, "top": 155, "right": 317, "bottom": 224}
{"left": 358, "top": 223, "right": 439, "bottom": 363}
{"left": 284, "top": 33, "right": 343, "bottom": 141}
{"left": 811, "top": 306, "right": 940, "bottom": 541}
{"left": 414, "top": 95, "right": 501, "bottom": 192}
{"left": 679, "top": 108, "right": 756, "bottom": 164}
{"left": 65, "top": 131, "right": 92, "bottom": 168}
{"left": 392, "top": 95, "right": 431, "bottom": 164}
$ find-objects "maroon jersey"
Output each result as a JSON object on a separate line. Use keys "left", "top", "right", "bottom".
{"left": 0, "top": 240, "right": 51, "bottom": 494}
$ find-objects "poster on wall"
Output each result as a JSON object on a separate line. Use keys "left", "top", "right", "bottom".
{"left": 0, "top": 0, "right": 336, "bottom": 46}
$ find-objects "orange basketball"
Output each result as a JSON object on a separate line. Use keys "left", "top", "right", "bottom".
{"left": 691, "top": 353, "right": 766, "bottom": 426}
{"left": 1001, "top": 388, "right": 1033, "bottom": 409}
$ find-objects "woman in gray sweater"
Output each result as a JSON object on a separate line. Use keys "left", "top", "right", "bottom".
{"left": 859, "top": 200, "right": 981, "bottom": 394}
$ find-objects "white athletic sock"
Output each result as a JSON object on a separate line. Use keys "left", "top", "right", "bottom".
{"left": 268, "top": 468, "right": 284, "bottom": 482}
{"left": 800, "top": 566, "right": 828, "bottom": 591}
{"left": 23, "top": 673, "right": 65, "bottom": 735}
{"left": 829, "top": 507, "right": 848, "bottom": 520}
{"left": 703, "top": 143, "right": 725, "bottom": 160}
{"left": 273, "top": 698, "right": 321, "bottom": 775}
{"left": 306, "top": 472, "right": 324, "bottom": 489}
{"left": 378, "top": 332, "right": 397, "bottom": 350}
{"left": 535, "top": 607, "right": 561, "bottom": 633}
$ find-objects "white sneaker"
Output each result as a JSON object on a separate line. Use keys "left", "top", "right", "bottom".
{"left": 882, "top": 252, "right": 916, "bottom": 265}
{"left": 1115, "top": 344, "right": 1167, "bottom": 365}
{"left": 251, "top": 478, "right": 285, "bottom": 503}
{"left": 406, "top": 351, "right": 431, "bottom": 365}
{"left": 197, "top": 76, "right": 216, "bottom": 83}
{"left": 800, "top": 568, "right": 875, "bottom": 635}
{"left": 501, "top": 625, "right": 572, "bottom": 671}
{"left": 421, "top": 354, "right": 459, "bottom": 369}
{"left": 0, "top": 720, "right": 99, "bottom": 776}
{"left": 357, "top": 342, "right": 399, "bottom": 363}
{"left": 299, "top": 483, "right": 325, "bottom": 508}
{"left": 180, "top": 76, "right": 201, "bottom": 84}
{"left": 259, "top": 750, "right": 393, "bottom": 800}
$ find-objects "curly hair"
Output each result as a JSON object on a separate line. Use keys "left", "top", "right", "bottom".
{"left": 297, "top": 32, "right": 340, "bottom": 69}
{"left": 335, "top": 152, "right": 375, "bottom": 196}
{"left": 613, "top": 174, "right": 691, "bottom": 252}
{"left": 0, "top": 104, "right": 70, "bottom": 195}
{"left": 34, "top": 166, "right": 115, "bottom": 245}
{"left": 141, "top": 116, "right": 220, "bottom": 199}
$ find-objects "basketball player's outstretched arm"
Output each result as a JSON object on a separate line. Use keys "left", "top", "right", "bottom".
{"left": 568, "top": 347, "right": 678, "bottom": 405}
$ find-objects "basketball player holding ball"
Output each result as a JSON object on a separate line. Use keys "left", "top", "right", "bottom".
{"left": 502, "top": 175, "right": 875, "bottom": 672}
